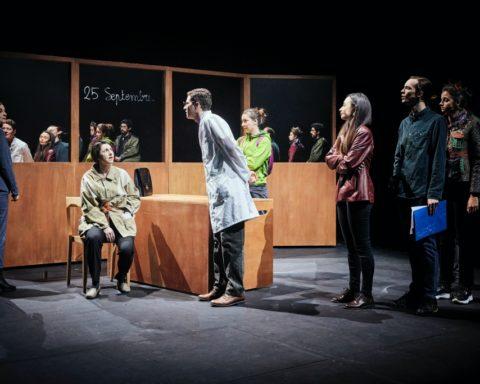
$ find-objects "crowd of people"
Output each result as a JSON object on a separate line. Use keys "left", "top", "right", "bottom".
{"left": 1, "top": 78, "right": 478, "bottom": 316}
{"left": 0, "top": 113, "right": 141, "bottom": 163}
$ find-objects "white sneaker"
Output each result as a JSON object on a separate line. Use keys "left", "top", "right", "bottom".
{"left": 86, "top": 286, "right": 100, "bottom": 299}
{"left": 117, "top": 280, "right": 131, "bottom": 294}
{"left": 451, "top": 289, "right": 473, "bottom": 305}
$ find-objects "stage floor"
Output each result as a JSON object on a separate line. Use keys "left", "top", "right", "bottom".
{"left": 1, "top": 246, "right": 479, "bottom": 383}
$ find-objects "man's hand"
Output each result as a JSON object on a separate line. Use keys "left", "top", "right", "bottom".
{"left": 248, "top": 171, "right": 257, "bottom": 185}
{"left": 114, "top": 156, "right": 121, "bottom": 162}
{"left": 427, "top": 198, "right": 439, "bottom": 216}
{"left": 467, "top": 195, "right": 479, "bottom": 214}
{"left": 104, "top": 227, "right": 115, "bottom": 243}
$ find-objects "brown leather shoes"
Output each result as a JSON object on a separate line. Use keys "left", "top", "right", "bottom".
{"left": 198, "top": 288, "right": 224, "bottom": 301}
{"left": 210, "top": 294, "right": 245, "bottom": 307}
{"left": 345, "top": 293, "right": 374, "bottom": 309}
{"left": 331, "top": 288, "right": 355, "bottom": 303}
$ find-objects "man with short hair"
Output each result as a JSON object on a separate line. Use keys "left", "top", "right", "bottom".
{"left": 47, "top": 125, "right": 69, "bottom": 162}
{"left": 391, "top": 76, "right": 447, "bottom": 315}
{"left": 2, "top": 119, "right": 33, "bottom": 163}
{"left": 0, "top": 103, "right": 19, "bottom": 293}
{"left": 0, "top": 102, "right": 7, "bottom": 124}
{"left": 264, "top": 127, "right": 280, "bottom": 162}
{"left": 114, "top": 119, "right": 141, "bottom": 162}
{"left": 183, "top": 88, "right": 258, "bottom": 307}
{"left": 307, "top": 122, "right": 328, "bottom": 162}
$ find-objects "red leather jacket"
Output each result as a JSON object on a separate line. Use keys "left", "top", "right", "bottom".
{"left": 326, "top": 126, "right": 374, "bottom": 203}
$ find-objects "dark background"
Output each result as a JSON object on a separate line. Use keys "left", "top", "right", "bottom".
{"left": 172, "top": 72, "right": 242, "bottom": 162}
{"left": 79, "top": 64, "right": 164, "bottom": 162}
{"left": 251, "top": 78, "right": 333, "bottom": 161}
{"left": 3, "top": 12, "right": 479, "bottom": 248}
{"left": 0, "top": 57, "right": 71, "bottom": 160}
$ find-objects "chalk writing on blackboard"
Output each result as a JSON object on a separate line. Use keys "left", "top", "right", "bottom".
{"left": 83, "top": 86, "right": 156, "bottom": 106}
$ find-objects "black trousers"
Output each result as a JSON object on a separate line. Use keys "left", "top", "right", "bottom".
{"left": 398, "top": 197, "right": 439, "bottom": 301}
{"left": 0, "top": 193, "right": 8, "bottom": 269}
{"left": 213, "top": 221, "right": 245, "bottom": 296}
{"left": 337, "top": 201, "right": 375, "bottom": 296}
{"left": 84, "top": 226, "right": 135, "bottom": 287}
{"left": 441, "top": 182, "right": 476, "bottom": 289}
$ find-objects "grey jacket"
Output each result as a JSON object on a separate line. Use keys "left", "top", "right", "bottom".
{"left": 115, "top": 134, "right": 141, "bottom": 162}
{"left": 198, "top": 111, "right": 258, "bottom": 233}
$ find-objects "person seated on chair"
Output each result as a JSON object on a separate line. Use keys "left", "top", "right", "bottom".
{"left": 78, "top": 140, "right": 141, "bottom": 299}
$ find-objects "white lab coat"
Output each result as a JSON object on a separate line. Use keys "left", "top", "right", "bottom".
{"left": 198, "top": 111, "right": 258, "bottom": 233}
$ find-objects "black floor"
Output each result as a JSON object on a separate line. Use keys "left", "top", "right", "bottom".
{"left": 1, "top": 246, "right": 479, "bottom": 384}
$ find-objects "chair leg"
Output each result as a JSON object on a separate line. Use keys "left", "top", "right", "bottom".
{"left": 82, "top": 252, "right": 88, "bottom": 294}
{"left": 109, "top": 244, "right": 117, "bottom": 282}
{"left": 67, "top": 238, "right": 73, "bottom": 286}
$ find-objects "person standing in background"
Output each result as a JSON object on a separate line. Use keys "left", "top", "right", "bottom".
{"left": 2, "top": 119, "right": 33, "bottom": 163}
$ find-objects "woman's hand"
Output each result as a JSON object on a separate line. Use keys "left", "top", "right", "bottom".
{"left": 467, "top": 195, "right": 479, "bottom": 214}
{"left": 104, "top": 227, "right": 115, "bottom": 242}
{"left": 101, "top": 201, "right": 113, "bottom": 214}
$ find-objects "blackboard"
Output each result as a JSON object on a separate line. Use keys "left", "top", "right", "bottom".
{"left": 172, "top": 73, "right": 242, "bottom": 162}
{"left": 0, "top": 57, "right": 71, "bottom": 160}
{"left": 251, "top": 78, "right": 334, "bottom": 162}
{"left": 80, "top": 64, "right": 164, "bottom": 162}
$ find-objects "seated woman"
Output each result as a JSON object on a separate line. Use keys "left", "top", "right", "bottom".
{"left": 33, "top": 131, "right": 56, "bottom": 162}
{"left": 79, "top": 141, "right": 141, "bottom": 299}
{"left": 288, "top": 127, "right": 306, "bottom": 162}
{"left": 84, "top": 123, "right": 116, "bottom": 162}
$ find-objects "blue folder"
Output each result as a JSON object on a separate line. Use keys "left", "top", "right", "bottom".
{"left": 410, "top": 200, "right": 447, "bottom": 241}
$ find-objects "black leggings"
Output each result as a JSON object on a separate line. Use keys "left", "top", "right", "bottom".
{"left": 84, "top": 226, "right": 134, "bottom": 287}
{"left": 337, "top": 201, "right": 375, "bottom": 296}
{"left": 441, "top": 182, "right": 476, "bottom": 289}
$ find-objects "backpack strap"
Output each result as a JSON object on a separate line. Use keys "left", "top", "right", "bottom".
{"left": 255, "top": 135, "right": 265, "bottom": 147}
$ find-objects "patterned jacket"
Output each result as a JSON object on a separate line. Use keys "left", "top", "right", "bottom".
{"left": 446, "top": 110, "right": 480, "bottom": 196}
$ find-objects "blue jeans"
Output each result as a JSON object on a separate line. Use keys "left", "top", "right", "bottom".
{"left": 0, "top": 193, "right": 9, "bottom": 269}
{"left": 398, "top": 197, "right": 439, "bottom": 301}
{"left": 249, "top": 184, "right": 268, "bottom": 199}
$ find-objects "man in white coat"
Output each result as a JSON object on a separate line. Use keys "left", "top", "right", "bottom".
{"left": 184, "top": 88, "right": 258, "bottom": 307}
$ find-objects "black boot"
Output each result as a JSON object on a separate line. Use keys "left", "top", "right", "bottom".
{"left": 0, "top": 268, "right": 16, "bottom": 293}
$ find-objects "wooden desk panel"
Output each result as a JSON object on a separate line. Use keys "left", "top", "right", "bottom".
{"left": 5, "top": 163, "right": 75, "bottom": 267}
{"left": 130, "top": 195, "right": 273, "bottom": 294}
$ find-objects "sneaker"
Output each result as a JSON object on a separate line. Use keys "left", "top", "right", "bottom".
{"left": 451, "top": 288, "right": 473, "bottom": 305}
{"left": 86, "top": 286, "right": 100, "bottom": 299}
{"left": 415, "top": 299, "right": 439, "bottom": 316}
{"left": 393, "top": 292, "right": 418, "bottom": 310}
{"left": 435, "top": 285, "right": 451, "bottom": 300}
{"left": 116, "top": 277, "right": 131, "bottom": 294}
{"left": 115, "top": 273, "right": 131, "bottom": 294}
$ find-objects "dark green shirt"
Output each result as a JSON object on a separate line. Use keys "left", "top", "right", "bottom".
{"left": 307, "top": 137, "right": 327, "bottom": 162}
{"left": 393, "top": 108, "right": 447, "bottom": 200}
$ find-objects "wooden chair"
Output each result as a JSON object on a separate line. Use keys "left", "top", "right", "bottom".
{"left": 66, "top": 197, "right": 129, "bottom": 293}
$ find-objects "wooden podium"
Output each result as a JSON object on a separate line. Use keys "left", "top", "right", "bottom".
{"left": 129, "top": 194, "right": 273, "bottom": 294}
